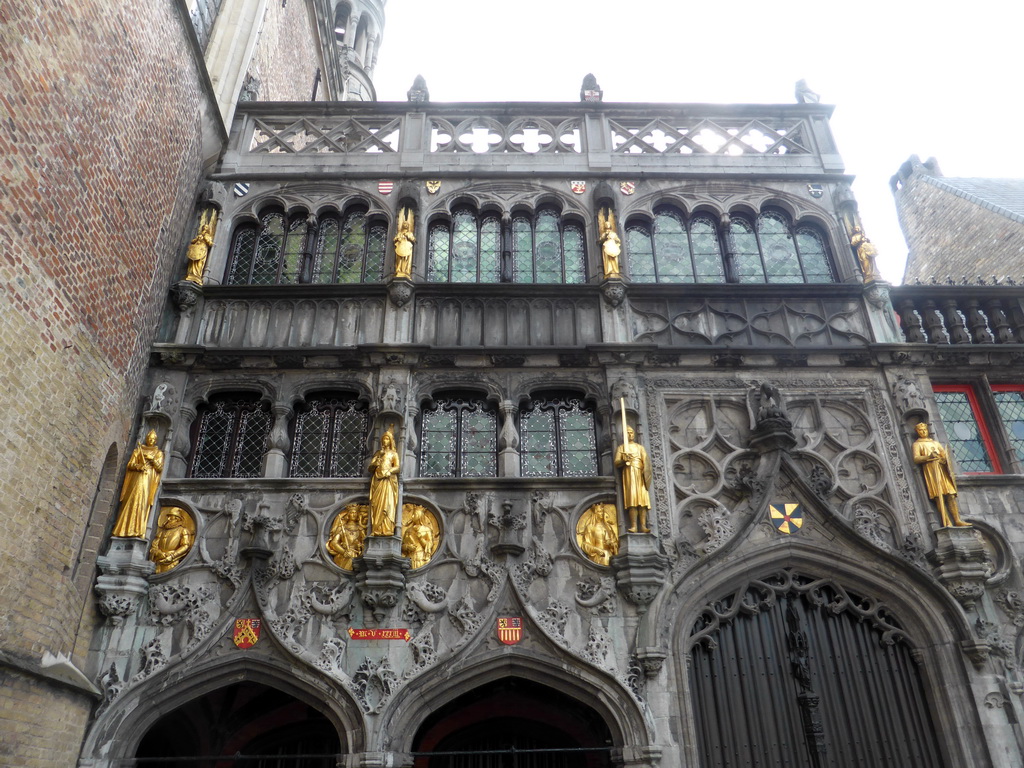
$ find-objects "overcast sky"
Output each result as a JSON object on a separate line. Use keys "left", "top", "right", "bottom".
{"left": 370, "top": 0, "right": 1024, "bottom": 283}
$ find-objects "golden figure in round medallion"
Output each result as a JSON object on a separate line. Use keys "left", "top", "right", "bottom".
{"left": 576, "top": 502, "right": 619, "bottom": 566}
{"left": 112, "top": 430, "right": 165, "bottom": 539}
{"left": 149, "top": 507, "right": 195, "bottom": 573}
{"left": 326, "top": 503, "right": 370, "bottom": 570}
{"left": 401, "top": 503, "right": 440, "bottom": 569}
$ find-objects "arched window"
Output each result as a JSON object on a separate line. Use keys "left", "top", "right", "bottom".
{"left": 226, "top": 207, "right": 385, "bottom": 285}
{"left": 310, "top": 210, "right": 386, "bottom": 284}
{"left": 428, "top": 209, "right": 500, "bottom": 283}
{"left": 521, "top": 395, "right": 598, "bottom": 477}
{"left": 420, "top": 395, "right": 497, "bottom": 477}
{"left": 625, "top": 209, "right": 726, "bottom": 283}
{"left": 190, "top": 394, "right": 271, "bottom": 478}
{"left": 512, "top": 209, "right": 586, "bottom": 284}
{"left": 729, "top": 211, "right": 834, "bottom": 283}
{"left": 290, "top": 393, "right": 368, "bottom": 477}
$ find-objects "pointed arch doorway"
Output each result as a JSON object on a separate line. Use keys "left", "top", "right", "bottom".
{"left": 134, "top": 681, "right": 342, "bottom": 767}
{"left": 411, "top": 678, "right": 614, "bottom": 768}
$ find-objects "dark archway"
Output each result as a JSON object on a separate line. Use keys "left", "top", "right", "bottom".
{"left": 135, "top": 682, "right": 341, "bottom": 767}
{"left": 688, "top": 573, "right": 945, "bottom": 768}
{"left": 411, "top": 678, "right": 613, "bottom": 768}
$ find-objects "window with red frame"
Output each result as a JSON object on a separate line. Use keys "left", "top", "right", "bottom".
{"left": 932, "top": 385, "right": 999, "bottom": 473}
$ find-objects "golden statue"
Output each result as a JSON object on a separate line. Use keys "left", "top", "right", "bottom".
{"left": 576, "top": 502, "right": 619, "bottom": 566}
{"left": 369, "top": 426, "right": 400, "bottom": 536}
{"left": 615, "top": 425, "right": 652, "bottom": 534}
{"left": 850, "top": 225, "right": 878, "bottom": 281}
{"left": 912, "top": 422, "right": 970, "bottom": 527}
{"left": 185, "top": 210, "right": 218, "bottom": 284}
{"left": 597, "top": 207, "right": 622, "bottom": 278}
{"left": 148, "top": 507, "right": 195, "bottom": 573}
{"left": 326, "top": 503, "right": 370, "bottom": 569}
{"left": 401, "top": 503, "right": 440, "bottom": 569}
{"left": 112, "top": 430, "right": 165, "bottom": 539}
{"left": 393, "top": 207, "right": 415, "bottom": 279}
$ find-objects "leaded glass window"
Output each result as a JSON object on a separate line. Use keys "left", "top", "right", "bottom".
{"left": 428, "top": 210, "right": 500, "bottom": 283}
{"left": 934, "top": 389, "right": 994, "bottom": 473}
{"left": 625, "top": 209, "right": 725, "bottom": 283}
{"left": 226, "top": 208, "right": 385, "bottom": 285}
{"left": 191, "top": 395, "right": 271, "bottom": 478}
{"left": 521, "top": 397, "right": 598, "bottom": 477}
{"left": 993, "top": 387, "right": 1024, "bottom": 464}
{"left": 420, "top": 397, "right": 497, "bottom": 477}
{"left": 729, "top": 212, "right": 835, "bottom": 284}
{"left": 290, "top": 394, "right": 368, "bottom": 477}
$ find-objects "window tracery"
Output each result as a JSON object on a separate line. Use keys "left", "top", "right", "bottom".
{"left": 190, "top": 394, "right": 271, "bottom": 478}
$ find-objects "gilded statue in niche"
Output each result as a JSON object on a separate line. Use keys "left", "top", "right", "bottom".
{"left": 615, "top": 426, "right": 652, "bottom": 533}
{"left": 185, "top": 209, "right": 218, "bottom": 284}
{"left": 369, "top": 426, "right": 400, "bottom": 536}
{"left": 400, "top": 504, "right": 440, "bottom": 569}
{"left": 849, "top": 225, "right": 879, "bottom": 281}
{"left": 326, "top": 503, "right": 370, "bottom": 570}
{"left": 576, "top": 502, "right": 619, "bottom": 566}
{"left": 393, "top": 207, "right": 415, "bottom": 279}
{"left": 912, "top": 422, "right": 971, "bottom": 527}
{"left": 597, "top": 207, "right": 622, "bottom": 278}
{"left": 112, "top": 430, "right": 165, "bottom": 539}
{"left": 148, "top": 507, "right": 195, "bottom": 573}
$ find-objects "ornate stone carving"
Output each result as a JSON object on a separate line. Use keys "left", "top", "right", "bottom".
{"left": 352, "top": 657, "right": 399, "bottom": 714}
{"left": 131, "top": 638, "right": 167, "bottom": 683}
{"left": 929, "top": 527, "right": 993, "bottom": 609}
{"left": 853, "top": 505, "right": 892, "bottom": 552}
{"left": 576, "top": 577, "right": 617, "bottom": 614}
{"left": 602, "top": 279, "right": 625, "bottom": 307}
{"left": 613, "top": 534, "right": 670, "bottom": 611}
{"left": 387, "top": 279, "right": 413, "bottom": 307}
{"left": 583, "top": 623, "right": 611, "bottom": 668}
{"left": 697, "top": 505, "right": 733, "bottom": 554}
{"left": 409, "top": 625, "right": 437, "bottom": 671}
{"left": 315, "top": 637, "right": 347, "bottom": 674}
{"left": 448, "top": 594, "right": 482, "bottom": 637}
{"left": 535, "top": 601, "right": 569, "bottom": 639}
{"left": 148, "top": 584, "right": 215, "bottom": 651}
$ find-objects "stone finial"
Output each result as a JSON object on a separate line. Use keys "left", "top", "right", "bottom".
{"left": 580, "top": 73, "right": 603, "bottom": 103}
{"left": 794, "top": 79, "right": 820, "bottom": 104}
{"left": 407, "top": 75, "right": 429, "bottom": 103}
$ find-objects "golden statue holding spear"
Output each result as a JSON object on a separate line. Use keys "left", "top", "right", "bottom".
{"left": 614, "top": 398, "right": 652, "bottom": 533}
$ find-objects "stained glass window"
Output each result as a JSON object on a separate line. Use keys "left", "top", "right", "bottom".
{"left": 521, "top": 397, "right": 598, "bottom": 477}
{"left": 420, "top": 397, "right": 497, "bottom": 477}
{"left": 625, "top": 208, "right": 725, "bottom": 283}
{"left": 934, "top": 388, "right": 994, "bottom": 473}
{"left": 290, "top": 394, "right": 368, "bottom": 477}
{"left": 191, "top": 394, "right": 271, "bottom": 478}
{"left": 227, "top": 207, "right": 385, "bottom": 285}
{"left": 729, "top": 212, "right": 835, "bottom": 284}
{"left": 993, "top": 387, "right": 1024, "bottom": 464}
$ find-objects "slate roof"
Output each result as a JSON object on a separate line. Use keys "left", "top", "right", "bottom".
{"left": 924, "top": 176, "right": 1024, "bottom": 225}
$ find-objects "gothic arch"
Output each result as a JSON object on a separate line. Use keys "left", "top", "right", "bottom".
{"left": 80, "top": 655, "right": 366, "bottom": 763}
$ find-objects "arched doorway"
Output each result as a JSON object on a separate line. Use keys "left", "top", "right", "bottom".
{"left": 688, "top": 572, "right": 946, "bottom": 768}
{"left": 135, "top": 682, "right": 341, "bottom": 767}
{"left": 411, "top": 678, "right": 614, "bottom": 768}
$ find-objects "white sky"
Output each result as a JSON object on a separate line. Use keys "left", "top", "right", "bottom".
{"left": 370, "top": 0, "right": 1024, "bottom": 283}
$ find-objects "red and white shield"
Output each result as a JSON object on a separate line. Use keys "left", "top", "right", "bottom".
{"left": 619, "top": 181, "right": 636, "bottom": 196}
{"left": 233, "top": 618, "right": 261, "bottom": 649}
{"left": 570, "top": 180, "right": 586, "bottom": 195}
{"left": 378, "top": 181, "right": 394, "bottom": 195}
{"left": 497, "top": 617, "right": 522, "bottom": 645}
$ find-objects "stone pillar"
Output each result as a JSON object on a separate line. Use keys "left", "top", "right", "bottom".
{"left": 264, "top": 402, "right": 292, "bottom": 478}
{"left": 498, "top": 400, "right": 520, "bottom": 477}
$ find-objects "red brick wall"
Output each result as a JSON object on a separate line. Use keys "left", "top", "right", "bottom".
{"left": 0, "top": 0, "right": 209, "bottom": 762}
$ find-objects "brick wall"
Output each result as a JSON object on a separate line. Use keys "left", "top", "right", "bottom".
{"left": 248, "top": 0, "right": 325, "bottom": 101}
{"left": 0, "top": 0, "right": 209, "bottom": 762}
{"left": 895, "top": 169, "right": 1024, "bottom": 283}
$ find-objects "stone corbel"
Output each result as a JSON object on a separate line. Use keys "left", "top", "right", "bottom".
{"left": 929, "top": 527, "right": 993, "bottom": 609}
{"left": 95, "top": 538, "right": 156, "bottom": 625}
{"left": 355, "top": 536, "right": 410, "bottom": 623}
{"left": 612, "top": 534, "right": 670, "bottom": 613}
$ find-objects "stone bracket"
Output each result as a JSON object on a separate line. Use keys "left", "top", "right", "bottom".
{"left": 928, "top": 527, "right": 993, "bottom": 609}
{"left": 355, "top": 536, "right": 411, "bottom": 622}
{"left": 95, "top": 538, "right": 155, "bottom": 625}
{"left": 612, "top": 534, "right": 670, "bottom": 612}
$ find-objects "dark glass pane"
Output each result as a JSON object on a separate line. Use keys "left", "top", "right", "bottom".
{"left": 994, "top": 390, "right": 1024, "bottom": 463}
{"left": 654, "top": 210, "right": 693, "bottom": 283}
{"left": 451, "top": 210, "right": 478, "bottom": 283}
{"left": 562, "top": 224, "right": 586, "bottom": 284}
{"left": 291, "top": 408, "right": 329, "bottom": 477}
{"left": 226, "top": 226, "right": 258, "bottom": 284}
{"left": 421, "top": 409, "right": 457, "bottom": 477}
{"left": 559, "top": 402, "right": 598, "bottom": 476}
{"left": 795, "top": 227, "right": 833, "bottom": 283}
{"left": 512, "top": 216, "right": 533, "bottom": 283}
{"left": 461, "top": 407, "right": 496, "bottom": 477}
{"left": 534, "top": 210, "right": 561, "bottom": 284}
{"left": 330, "top": 406, "right": 367, "bottom": 477}
{"left": 935, "top": 391, "right": 993, "bottom": 472}
{"left": 729, "top": 218, "right": 764, "bottom": 283}
{"left": 279, "top": 216, "right": 307, "bottom": 284}
{"left": 427, "top": 223, "right": 451, "bottom": 282}
{"left": 233, "top": 407, "right": 270, "bottom": 477}
{"left": 364, "top": 224, "right": 387, "bottom": 283}
{"left": 521, "top": 408, "right": 556, "bottom": 477}
{"left": 338, "top": 211, "right": 367, "bottom": 284}
{"left": 480, "top": 216, "right": 501, "bottom": 282}
{"left": 626, "top": 225, "right": 656, "bottom": 282}
{"left": 312, "top": 217, "right": 341, "bottom": 283}
{"left": 758, "top": 212, "right": 801, "bottom": 284}
{"left": 251, "top": 212, "right": 285, "bottom": 285}
{"left": 690, "top": 216, "right": 725, "bottom": 283}
{"left": 192, "top": 405, "right": 233, "bottom": 477}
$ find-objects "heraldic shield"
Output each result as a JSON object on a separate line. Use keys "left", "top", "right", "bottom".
{"left": 497, "top": 617, "right": 522, "bottom": 645}
{"left": 233, "top": 618, "right": 261, "bottom": 649}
